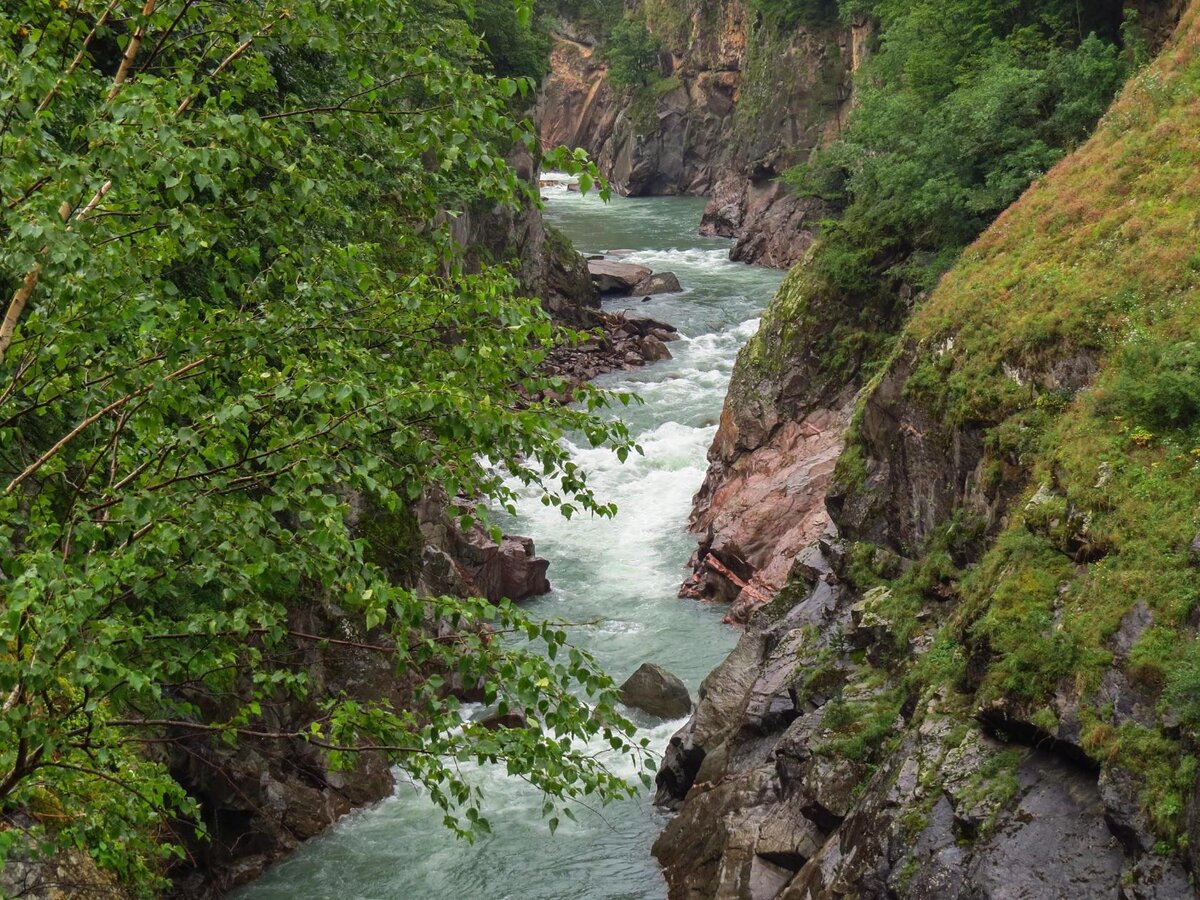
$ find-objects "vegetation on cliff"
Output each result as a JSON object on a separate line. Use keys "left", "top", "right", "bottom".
{"left": 653, "top": 6, "right": 1199, "bottom": 894}
{"left": 813, "top": 0, "right": 1200, "bottom": 858}
{"left": 0, "top": 0, "right": 643, "bottom": 891}
{"left": 736, "top": 0, "right": 1148, "bottom": 397}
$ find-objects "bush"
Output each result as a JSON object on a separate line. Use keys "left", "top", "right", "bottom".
{"left": 1108, "top": 341, "right": 1200, "bottom": 432}
{"left": 783, "top": 3, "right": 1128, "bottom": 306}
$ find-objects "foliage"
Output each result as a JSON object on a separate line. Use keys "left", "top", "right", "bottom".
{"left": 474, "top": 0, "right": 553, "bottom": 81}
{"left": 748, "top": 0, "right": 838, "bottom": 29}
{"left": 834, "top": 0, "right": 1200, "bottom": 849}
{"left": 748, "top": 1, "right": 1134, "bottom": 411}
{"left": 1107, "top": 340, "right": 1200, "bottom": 433}
{"left": 539, "top": 0, "right": 623, "bottom": 38}
{"left": 0, "top": 0, "right": 641, "bottom": 890}
{"left": 787, "top": 19, "right": 1128, "bottom": 296}
{"left": 601, "top": 17, "right": 662, "bottom": 87}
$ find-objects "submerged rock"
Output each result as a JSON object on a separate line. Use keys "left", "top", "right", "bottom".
{"left": 619, "top": 663, "right": 692, "bottom": 719}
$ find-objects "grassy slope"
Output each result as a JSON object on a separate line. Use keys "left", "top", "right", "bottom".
{"left": 839, "top": 1, "right": 1200, "bottom": 848}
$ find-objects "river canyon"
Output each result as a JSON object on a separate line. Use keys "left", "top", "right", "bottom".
{"left": 235, "top": 185, "right": 783, "bottom": 899}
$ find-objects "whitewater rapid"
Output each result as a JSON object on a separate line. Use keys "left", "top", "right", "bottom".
{"left": 236, "top": 182, "right": 784, "bottom": 900}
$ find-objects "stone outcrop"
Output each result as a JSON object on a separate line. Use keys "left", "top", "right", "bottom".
{"left": 588, "top": 259, "right": 653, "bottom": 293}
{"left": 536, "top": 6, "right": 865, "bottom": 268}
{"left": 453, "top": 145, "right": 600, "bottom": 327}
{"left": 632, "top": 271, "right": 682, "bottom": 296}
{"left": 587, "top": 259, "right": 683, "bottom": 296}
{"left": 541, "top": 308, "right": 679, "bottom": 387}
{"left": 681, "top": 401, "right": 852, "bottom": 623}
{"left": 653, "top": 539, "right": 1194, "bottom": 900}
{"left": 619, "top": 663, "right": 693, "bottom": 720}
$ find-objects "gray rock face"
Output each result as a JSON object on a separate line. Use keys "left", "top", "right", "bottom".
{"left": 587, "top": 259, "right": 652, "bottom": 293}
{"left": 652, "top": 538, "right": 1195, "bottom": 900}
{"left": 633, "top": 272, "right": 682, "bottom": 296}
{"left": 619, "top": 663, "right": 693, "bottom": 720}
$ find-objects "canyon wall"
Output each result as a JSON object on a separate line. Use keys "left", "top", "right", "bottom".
{"left": 652, "top": 2, "right": 1200, "bottom": 897}
{"left": 536, "top": 4, "right": 867, "bottom": 267}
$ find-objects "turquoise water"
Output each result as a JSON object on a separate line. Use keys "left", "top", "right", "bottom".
{"left": 235, "top": 183, "right": 785, "bottom": 900}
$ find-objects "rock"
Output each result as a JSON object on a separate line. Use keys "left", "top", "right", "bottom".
{"left": 1189, "top": 531, "right": 1200, "bottom": 566}
{"left": 962, "top": 753, "right": 1128, "bottom": 899}
{"left": 480, "top": 710, "right": 529, "bottom": 730}
{"left": 640, "top": 334, "right": 673, "bottom": 362}
{"left": 632, "top": 271, "right": 682, "bottom": 296}
{"left": 587, "top": 259, "right": 652, "bottom": 293}
{"left": 684, "top": 403, "right": 852, "bottom": 605}
{"left": 442, "top": 516, "right": 551, "bottom": 603}
{"left": 618, "top": 662, "right": 693, "bottom": 719}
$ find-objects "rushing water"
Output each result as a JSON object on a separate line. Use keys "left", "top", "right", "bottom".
{"left": 236, "top": 183, "right": 785, "bottom": 900}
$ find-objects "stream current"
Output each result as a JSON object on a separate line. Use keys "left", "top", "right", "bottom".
{"left": 236, "top": 183, "right": 785, "bottom": 899}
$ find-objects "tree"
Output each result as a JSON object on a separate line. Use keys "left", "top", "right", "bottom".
{"left": 602, "top": 17, "right": 662, "bottom": 87}
{"left": 0, "top": 0, "right": 641, "bottom": 890}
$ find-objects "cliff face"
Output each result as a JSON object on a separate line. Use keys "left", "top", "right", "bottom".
{"left": 653, "top": 3, "right": 1200, "bottom": 896}
{"left": 536, "top": 4, "right": 861, "bottom": 267}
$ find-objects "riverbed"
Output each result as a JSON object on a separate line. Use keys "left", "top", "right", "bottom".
{"left": 236, "top": 184, "right": 785, "bottom": 900}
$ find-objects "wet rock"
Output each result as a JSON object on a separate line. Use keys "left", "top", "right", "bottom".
{"left": 684, "top": 403, "right": 852, "bottom": 607}
{"left": 633, "top": 272, "right": 682, "bottom": 296}
{"left": 963, "top": 753, "right": 1127, "bottom": 899}
{"left": 640, "top": 334, "right": 673, "bottom": 362}
{"left": 587, "top": 259, "right": 651, "bottom": 293}
{"left": 480, "top": 710, "right": 529, "bottom": 730}
{"left": 539, "top": 309, "right": 680, "bottom": 389}
{"left": 618, "top": 662, "right": 692, "bottom": 720}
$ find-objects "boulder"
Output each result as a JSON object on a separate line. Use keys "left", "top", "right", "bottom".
{"left": 587, "top": 259, "right": 652, "bottom": 293}
{"left": 640, "top": 334, "right": 673, "bottom": 362}
{"left": 480, "top": 710, "right": 529, "bottom": 730}
{"left": 451, "top": 525, "right": 551, "bottom": 602}
{"left": 633, "top": 271, "right": 682, "bottom": 296}
{"left": 618, "top": 662, "right": 692, "bottom": 719}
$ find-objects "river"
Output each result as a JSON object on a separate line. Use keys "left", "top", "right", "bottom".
{"left": 235, "top": 183, "right": 785, "bottom": 899}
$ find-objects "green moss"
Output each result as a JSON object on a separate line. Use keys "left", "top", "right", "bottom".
{"left": 956, "top": 748, "right": 1024, "bottom": 839}
{"left": 818, "top": 681, "right": 906, "bottom": 761}
{"left": 831, "top": 6, "right": 1200, "bottom": 854}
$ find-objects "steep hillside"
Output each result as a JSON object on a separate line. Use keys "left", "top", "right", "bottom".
{"left": 653, "top": 4, "right": 1200, "bottom": 897}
